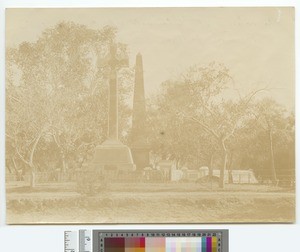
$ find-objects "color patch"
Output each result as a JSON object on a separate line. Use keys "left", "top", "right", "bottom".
{"left": 212, "top": 237, "right": 217, "bottom": 252}
{"left": 166, "top": 237, "right": 203, "bottom": 252}
{"left": 105, "top": 237, "right": 125, "bottom": 252}
{"left": 206, "top": 237, "right": 212, "bottom": 252}
{"left": 125, "top": 237, "right": 145, "bottom": 252}
{"left": 104, "top": 236, "right": 217, "bottom": 252}
{"left": 146, "top": 237, "right": 166, "bottom": 252}
{"left": 201, "top": 237, "right": 206, "bottom": 252}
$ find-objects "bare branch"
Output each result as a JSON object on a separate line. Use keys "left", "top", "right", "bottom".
{"left": 5, "top": 133, "right": 15, "bottom": 140}
{"left": 198, "top": 99, "right": 219, "bottom": 123}
{"left": 241, "top": 87, "right": 269, "bottom": 108}
{"left": 223, "top": 120, "right": 239, "bottom": 143}
{"left": 51, "top": 131, "right": 61, "bottom": 148}
{"left": 15, "top": 147, "right": 30, "bottom": 166}
{"left": 28, "top": 131, "right": 43, "bottom": 165}
{"left": 189, "top": 116, "right": 220, "bottom": 140}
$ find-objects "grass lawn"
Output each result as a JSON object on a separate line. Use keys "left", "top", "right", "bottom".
{"left": 6, "top": 182, "right": 295, "bottom": 224}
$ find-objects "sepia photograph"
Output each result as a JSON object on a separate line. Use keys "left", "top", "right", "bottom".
{"left": 5, "top": 8, "right": 295, "bottom": 224}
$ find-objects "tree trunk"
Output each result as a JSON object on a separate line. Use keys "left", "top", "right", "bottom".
{"left": 62, "top": 153, "right": 67, "bottom": 173}
{"left": 61, "top": 152, "right": 69, "bottom": 181}
{"left": 209, "top": 153, "right": 214, "bottom": 177}
{"left": 209, "top": 153, "right": 214, "bottom": 190}
{"left": 12, "top": 157, "right": 21, "bottom": 181}
{"left": 269, "top": 128, "right": 278, "bottom": 185}
{"left": 219, "top": 140, "right": 229, "bottom": 188}
{"left": 176, "top": 159, "right": 180, "bottom": 169}
{"left": 227, "top": 152, "right": 234, "bottom": 184}
{"left": 6, "top": 158, "right": 12, "bottom": 174}
{"left": 219, "top": 140, "right": 228, "bottom": 189}
{"left": 219, "top": 153, "right": 227, "bottom": 189}
{"left": 30, "top": 168, "right": 35, "bottom": 188}
{"left": 52, "top": 133, "right": 67, "bottom": 181}
{"left": 28, "top": 132, "right": 42, "bottom": 188}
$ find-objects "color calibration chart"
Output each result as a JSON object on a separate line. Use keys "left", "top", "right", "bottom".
{"left": 93, "top": 230, "right": 228, "bottom": 252}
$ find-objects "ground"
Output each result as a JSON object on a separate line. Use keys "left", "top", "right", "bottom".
{"left": 6, "top": 182, "right": 295, "bottom": 224}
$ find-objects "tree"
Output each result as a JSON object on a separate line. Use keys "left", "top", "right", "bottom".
{"left": 150, "top": 62, "right": 267, "bottom": 188}
{"left": 236, "top": 98, "right": 295, "bottom": 186}
{"left": 6, "top": 22, "right": 133, "bottom": 187}
{"left": 147, "top": 97, "right": 219, "bottom": 170}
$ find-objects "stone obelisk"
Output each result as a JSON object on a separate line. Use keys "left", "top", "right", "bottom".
{"left": 131, "top": 53, "right": 150, "bottom": 170}
{"left": 89, "top": 44, "right": 135, "bottom": 173}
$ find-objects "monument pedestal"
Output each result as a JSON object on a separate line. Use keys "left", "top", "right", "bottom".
{"left": 89, "top": 139, "right": 136, "bottom": 172}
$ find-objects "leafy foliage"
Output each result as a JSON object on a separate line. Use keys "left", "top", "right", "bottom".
{"left": 6, "top": 22, "right": 133, "bottom": 187}
{"left": 147, "top": 63, "right": 294, "bottom": 187}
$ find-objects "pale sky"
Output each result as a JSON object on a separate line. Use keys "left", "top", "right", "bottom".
{"left": 6, "top": 8, "right": 295, "bottom": 109}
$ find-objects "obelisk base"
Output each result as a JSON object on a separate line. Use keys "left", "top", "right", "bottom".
{"left": 89, "top": 139, "right": 136, "bottom": 172}
{"left": 131, "top": 145, "right": 150, "bottom": 171}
